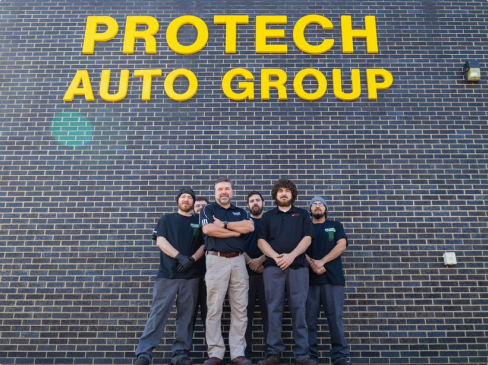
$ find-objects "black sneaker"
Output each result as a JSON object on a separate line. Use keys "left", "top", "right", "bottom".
{"left": 296, "top": 358, "right": 317, "bottom": 365}
{"left": 134, "top": 356, "right": 150, "bottom": 365}
{"left": 257, "top": 355, "right": 281, "bottom": 365}
{"left": 174, "top": 358, "right": 193, "bottom": 365}
{"left": 334, "top": 360, "right": 352, "bottom": 365}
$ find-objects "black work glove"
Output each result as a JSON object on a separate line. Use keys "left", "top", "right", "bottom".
{"left": 176, "top": 253, "right": 196, "bottom": 273}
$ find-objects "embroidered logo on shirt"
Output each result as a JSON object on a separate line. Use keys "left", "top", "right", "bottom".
{"left": 191, "top": 223, "right": 200, "bottom": 237}
{"left": 292, "top": 213, "right": 300, "bottom": 217}
{"left": 232, "top": 212, "right": 241, "bottom": 216}
{"left": 324, "top": 228, "right": 336, "bottom": 240}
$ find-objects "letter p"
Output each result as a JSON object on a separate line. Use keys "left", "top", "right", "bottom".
{"left": 82, "top": 16, "right": 119, "bottom": 54}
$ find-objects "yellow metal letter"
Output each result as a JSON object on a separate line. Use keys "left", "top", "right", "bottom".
{"left": 366, "top": 69, "right": 393, "bottom": 100}
{"left": 123, "top": 16, "right": 159, "bottom": 54}
{"left": 293, "top": 68, "right": 327, "bottom": 101}
{"left": 222, "top": 68, "right": 254, "bottom": 101}
{"left": 164, "top": 69, "right": 198, "bottom": 102}
{"left": 99, "top": 70, "right": 130, "bottom": 102}
{"left": 82, "top": 16, "right": 119, "bottom": 54}
{"left": 134, "top": 69, "right": 163, "bottom": 101}
{"left": 167, "top": 16, "right": 208, "bottom": 55}
{"left": 293, "top": 15, "right": 334, "bottom": 54}
{"left": 261, "top": 69, "right": 288, "bottom": 100}
{"left": 63, "top": 70, "right": 95, "bottom": 102}
{"left": 332, "top": 69, "right": 361, "bottom": 101}
{"left": 341, "top": 15, "right": 378, "bottom": 54}
{"left": 214, "top": 15, "right": 249, "bottom": 54}
{"left": 256, "top": 16, "right": 288, "bottom": 54}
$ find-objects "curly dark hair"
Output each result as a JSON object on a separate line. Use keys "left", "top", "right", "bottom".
{"left": 271, "top": 178, "right": 298, "bottom": 205}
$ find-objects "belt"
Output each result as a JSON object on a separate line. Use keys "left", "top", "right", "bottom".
{"left": 206, "top": 250, "right": 242, "bottom": 258}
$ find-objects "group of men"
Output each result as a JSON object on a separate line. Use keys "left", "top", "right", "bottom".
{"left": 133, "top": 178, "right": 353, "bottom": 365}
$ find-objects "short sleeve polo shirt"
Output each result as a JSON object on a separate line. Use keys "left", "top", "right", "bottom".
{"left": 199, "top": 202, "right": 251, "bottom": 253}
{"left": 307, "top": 219, "right": 348, "bottom": 286}
{"left": 258, "top": 205, "right": 313, "bottom": 268}
{"left": 152, "top": 213, "right": 204, "bottom": 279}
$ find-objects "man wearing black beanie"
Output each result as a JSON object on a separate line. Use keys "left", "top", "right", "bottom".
{"left": 133, "top": 187, "right": 204, "bottom": 365}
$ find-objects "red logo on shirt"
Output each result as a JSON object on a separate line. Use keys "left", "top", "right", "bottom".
{"left": 292, "top": 213, "right": 300, "bottom": 217}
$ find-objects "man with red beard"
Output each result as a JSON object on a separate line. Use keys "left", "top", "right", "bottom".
{"left": 134, "top": 188, "right": 205, "bottom": 365}
{"left": 257, "top": 179, "right": 316, "bottom": 365}
{"left": 200, "top": 178, "right": 254, "bottom": 365}
{"left": 243, "top": 191, "right": 268, "bottom": 360}
{"left": 306, "top": 197, "right": 352, "bottom": 365}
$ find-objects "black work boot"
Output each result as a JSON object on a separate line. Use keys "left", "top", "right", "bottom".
{"left": 257, "top": 354, "right": 281, "bottom": 365}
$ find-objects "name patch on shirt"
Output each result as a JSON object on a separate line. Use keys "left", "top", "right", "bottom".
{"left": 232, "top": 212, "right": 241, "bottom": 216}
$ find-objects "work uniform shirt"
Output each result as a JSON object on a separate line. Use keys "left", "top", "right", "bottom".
{"left": 258, "top": 205, "right": 313, "bottom": 268}
{"left": 199, "top": 202, "right": 251, "bottom": 253}
{"left": 152, "top": 213, "right": 204, "bottom": 279}
{"left": 245, "top": 217, "right": 263, "bottom": 276}
{"left": 307, "top": 219, "right": 348, "bottom": 286}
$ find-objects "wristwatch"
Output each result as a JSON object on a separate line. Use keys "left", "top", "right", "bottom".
{"left": 223, "top": 221, "right": 228, "bottom": 229}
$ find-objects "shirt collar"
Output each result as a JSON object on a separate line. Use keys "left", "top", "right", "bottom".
{"left": 275, "top": 205, "right": 297, "bottom": 214}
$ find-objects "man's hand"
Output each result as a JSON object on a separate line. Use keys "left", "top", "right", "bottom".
{"left": 310, "top": 259, "right": 326, "bottom": 275}
{"left": 213, "top": 215, "right": 225, "bottom": 228}
{"left": 175, "top": 253, "right": 196, "bottom": 273}
{"left": 276, "top": 253, "right": 296, "bottom": 271}
{"left": 248, "top": 257, "right": 265, "bottom": 272}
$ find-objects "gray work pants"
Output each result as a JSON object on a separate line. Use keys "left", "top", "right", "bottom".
{"left": 136, "top": 277, "right": 199, "bottom": 362}
{"left": 263, "top": 266, "right": 310, "bottom": 362}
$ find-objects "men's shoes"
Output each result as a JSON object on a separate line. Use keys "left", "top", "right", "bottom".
{"left": 334, "top": 360, "right": 352, "bottom": 365}
{"left": 134, "top": 356, "right": 150, "bottom": 365}
{"left": 296, "top": 358, "right": 317, "bottom": 365}
{"left": 174, "top": 357, "right": 193, "bottom": 365}
{"left": 232, "top": 356, "right": 252, "bottom": 365}
{"left": 203, "top": 357, "right": 224, "bottom": 365}
{"left": 257, "top": 354, "right": 281, "bottom": 365}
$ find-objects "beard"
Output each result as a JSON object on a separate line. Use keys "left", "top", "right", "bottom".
{"left": 250, "top": 205, "right": 263, "bottom": 216}
{"left": 178, "top": 203, "right": 193, "bottom": 213}
{"left": 312, "top": 211, "right": 327, "bottom": 219}
{"left": 217, "top": 196, "right": 231, "bottom": 205}
{"left": 276, "top": 196, "right": 293, "bottom": 207}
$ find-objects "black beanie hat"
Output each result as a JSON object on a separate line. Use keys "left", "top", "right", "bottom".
{"left": 176, "top": 187, "right": 196, "bottom": 202}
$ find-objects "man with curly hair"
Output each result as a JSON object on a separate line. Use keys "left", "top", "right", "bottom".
{"left": 257, "top": 179, "right": 316, "bottom": 365}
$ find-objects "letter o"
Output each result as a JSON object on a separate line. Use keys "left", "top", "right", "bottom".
{"left": 293, "top": 69, "right": 327, "bottom": 101}
{"left": 164, "top": 69, "right": 198, "bottom": 101}
{"left": 166, "top": 16, "right": 208, "bottom": 55}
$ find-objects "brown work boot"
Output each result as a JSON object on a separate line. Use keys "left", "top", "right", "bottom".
{"left": 257, "top": 355, "right": 281, "bottom": 365}
{"left": 203, "top": 358, "right": 223, "bottom": 365}
{"left": 232, "top": 357, "right": 252, "bottom": 365}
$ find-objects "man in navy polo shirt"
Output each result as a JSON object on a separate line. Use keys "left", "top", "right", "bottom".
{"left": 257, "top": 179, "right": 316, "bottom": 365}
{"left": 199, "top": 177, "right": 254, "bottom": 365}
{"left": 243, "top": 191, "right": 268, "bottom": 360}
{"left": 306, "top": 197, "right": 352, "bottom": 365}
{"left": 134, "top": 187, "right": 205, "bottom": 365}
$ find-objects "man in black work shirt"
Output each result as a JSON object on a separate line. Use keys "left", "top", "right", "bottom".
{"left": 257, "top": 179, "right": 316, "bottom": 365}
{"left": 243, "top": 191, "right": 268, "bottom": 360}
{"left": 134, "top": 188, "right": 204, "bottom": 365}
{"left": 306, "top": 197, "right": 352, "bottom": 365}
{"left": 199, "top": 177, "right": 254, "bottom": 365}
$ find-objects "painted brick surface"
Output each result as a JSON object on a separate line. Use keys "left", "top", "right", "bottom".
{"left": 0, "top": 1, "right": 487, "bottom": 364}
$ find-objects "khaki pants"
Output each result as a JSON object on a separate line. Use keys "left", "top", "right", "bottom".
{"left": 205, "top": 254, "right": 249, "bottom": 360}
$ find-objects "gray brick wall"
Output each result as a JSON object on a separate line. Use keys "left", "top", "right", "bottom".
{"left": 0, "top": 1, "right": 487, "bottom": 364}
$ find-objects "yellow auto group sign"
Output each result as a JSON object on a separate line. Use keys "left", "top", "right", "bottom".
{"left": 64, "top": 15, "right": 393, "bottom": 102}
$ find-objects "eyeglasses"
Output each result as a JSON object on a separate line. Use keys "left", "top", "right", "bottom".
{"left": 311, "top": 202, "right": 325, "bottom": 207}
